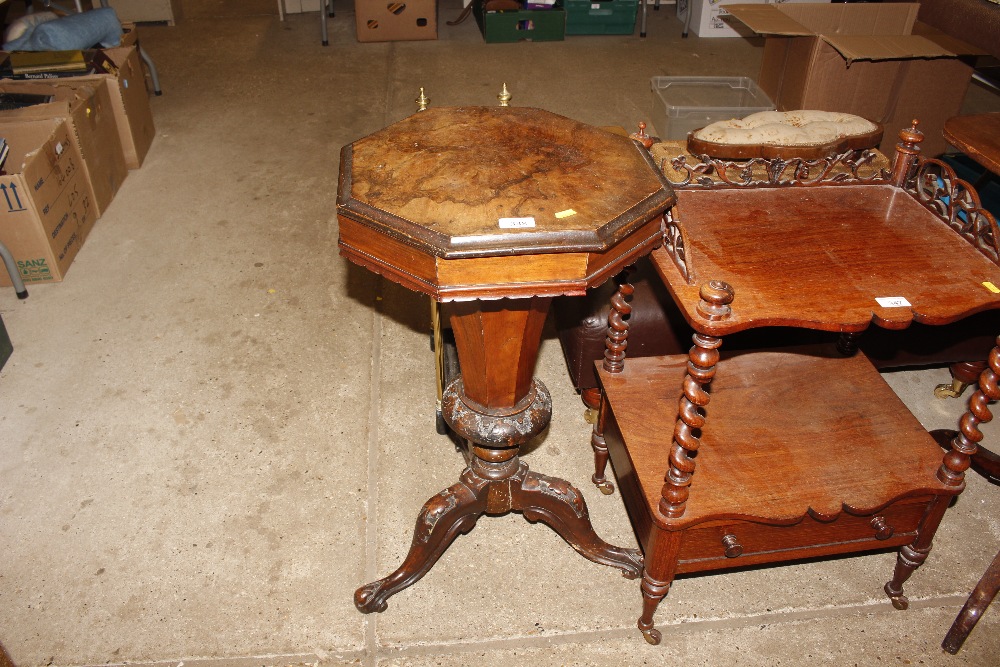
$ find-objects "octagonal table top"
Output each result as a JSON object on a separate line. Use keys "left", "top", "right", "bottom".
{"left": 337, "top": 106, "right": 675, "bottom": 300}
{"left": 338, "top": 106, "right": 674, "bottom": 259}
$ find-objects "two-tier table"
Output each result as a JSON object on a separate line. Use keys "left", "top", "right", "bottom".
{"left": 591, "top": 124, "right": 1000, "bottom": 643}
{"left": 337, "top": 106, "right": 676, "bottom": 612}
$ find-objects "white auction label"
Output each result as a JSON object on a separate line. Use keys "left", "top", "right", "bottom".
{"left": 498, "top": 217, "right": 536, "bottom": 229}
{"left": 875, "top": 296, "right": 911, "bottom": 308}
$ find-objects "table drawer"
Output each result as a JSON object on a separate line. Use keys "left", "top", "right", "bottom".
{"left": 674, "top": 499, "right": 930, "bottom": 574}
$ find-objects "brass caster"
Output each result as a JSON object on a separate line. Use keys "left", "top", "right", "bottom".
{"left": 592, "top": 474, "right": 615, "bottom": 495}
{"left": 886, "top": 590, "right": 909, "bottom": 610}
{"left": 934, "top": 379, "right": 969, "bottom": 399}
{"left": 584, "top": 407, "right": 598, "bottom": 424}
{"left": 641, "top": 627, "right": 661, "bottom": 645}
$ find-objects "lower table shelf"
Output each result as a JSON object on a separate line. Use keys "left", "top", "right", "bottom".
{"left": 595, "top": 346, "right": 962, "bottom": 643}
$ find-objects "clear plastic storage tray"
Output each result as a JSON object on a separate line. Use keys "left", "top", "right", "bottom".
{"left": 650, "top": 76, "right": 774, "bottom": 141}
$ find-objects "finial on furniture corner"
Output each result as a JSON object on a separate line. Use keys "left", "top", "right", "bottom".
{"left": 416, "top": 87, "right": 429, "bottom": 112}
{"left": 890, "top": 118, "right": 924, "bottom": 187}
{"left": 630, "top": 121, "right": 654, "bottom": 150}
{"left": 696, "top": 280, "right": 734, "bottom": 321}
{"left": 498, "top": 83, "right": 511, "bottom": 107}
{"left": 898, "top": 119, "right": 923, "bottom": 146}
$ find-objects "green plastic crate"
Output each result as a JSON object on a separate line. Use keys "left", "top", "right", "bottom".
{"left": 564, "top": 0, "right": 637, "bottom": 35}
{"left": 474, "top": 4, "right": 566, "bottom": 42}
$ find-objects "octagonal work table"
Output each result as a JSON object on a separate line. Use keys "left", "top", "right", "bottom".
{"left": 337, "top": 106, "right": 676, "bottom": 612}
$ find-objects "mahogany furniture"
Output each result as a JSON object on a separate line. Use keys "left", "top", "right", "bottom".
{"left": 554, "top": 142, "right": 1000, "bottom": 422}
{"left": 938, "top": 111, "right": 1000, "bottom": 654}
{"left": 944, "top": 113, "right": 1000, "bottom": 177}
{"left": 552, "top": 142, "right": 1000, "bottom": 430}
{"left": 337, "top": 105, "right": 675, "bottom": 612}
{"left": 590, "top": 123, "right": 1000, "bottom": 644}
{"left": 940, "top": 112, "right": 1000, "bottom": 481}
{"left": 943, "top": 545, "right": 1000, "bottom": 653}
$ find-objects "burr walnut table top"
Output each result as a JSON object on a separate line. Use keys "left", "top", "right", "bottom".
{"left": 337, "top": 106, "right": 675, "bottom": 301}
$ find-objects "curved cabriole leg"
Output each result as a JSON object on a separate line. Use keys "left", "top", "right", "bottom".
{"left": 355, "top": 480, "right": 486, "bottom": 613}
{"left": 942, "top": 549, "right": 1000, "bottom": 654}
{"left": 514, "top": 470, "right": 643, "bottom": 579}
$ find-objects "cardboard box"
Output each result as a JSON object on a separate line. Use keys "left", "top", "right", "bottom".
{"left": 0, "top": 81, "right": 128, "bottom": 216}
{"left": 0, "top": 118, "right": 99, "bottom": 286}
{"left": 725, "top": 2, "right": 980, "bottom": 156}
{"left": 0, "top": 46, "right": 153, "bottom": 168}
{"left": 41, "top": 46, "right": 156, "bottom": 169}
{"left": 677, "top": 0, "right": 765, "bottom": 38}
{"left": 355, "top": 0, "right": 437, "bottom": 42}
{"left": 474, "top": 5, "right": 566, "bottom": 42}
{"left": 105, "top": 0, "right": 182, "bottom": 25}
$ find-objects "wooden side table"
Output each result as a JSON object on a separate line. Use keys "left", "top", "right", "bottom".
{"left": 337, "top": 105, "right": 675, "bottom": 612}
{"left": 592, "top": 123, "right": 1000, "bottom": 643}
{"left": 939, "top": 113, "right": 1000, "bottom": 482}
{"left": 939, "top": 112, "right": 1000, "bottom": 654}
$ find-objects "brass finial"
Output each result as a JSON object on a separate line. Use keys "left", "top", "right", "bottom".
{"left": 498, "top": 83, "right": 511, "bottom": 107}
{"left": 630, "top": 121, "right": 654, "bottom": 149}
{"left": 415, "top": 87, "right": 429, "bottom": 112}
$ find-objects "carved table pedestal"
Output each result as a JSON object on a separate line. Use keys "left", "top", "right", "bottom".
{"left": 337, "top": 106, "right": 675, "bottom": 611}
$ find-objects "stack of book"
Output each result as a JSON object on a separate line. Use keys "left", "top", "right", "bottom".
{"left": 0, "top": 50, "right": 119, "bottom": 80}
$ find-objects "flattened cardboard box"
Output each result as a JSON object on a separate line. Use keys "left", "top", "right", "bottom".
{"left": 0, "top": 118, "right": 98, "bottom": 286}
{"left": 0, "top": 80, "right": 128, "bottom": 216}
{"left": 725, "top": 2, "right": 981, "bottom": 156}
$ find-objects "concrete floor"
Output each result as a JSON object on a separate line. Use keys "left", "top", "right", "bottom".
{"left": 2, "top": 1, "right": 1000, "bottom": 665}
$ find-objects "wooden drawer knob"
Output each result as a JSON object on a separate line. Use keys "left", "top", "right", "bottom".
{"left": 871, "top": 515, "right": 894, "bottom": 540}
{"left": 722, "top": 534, "right": 743, "bottom": 558}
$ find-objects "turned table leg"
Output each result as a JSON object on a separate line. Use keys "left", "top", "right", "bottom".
{"left": 590, "top": 267, "right": 635, "bottom": 495}
{"left": 354, "top": 297, "right": 641, "bottom": 612}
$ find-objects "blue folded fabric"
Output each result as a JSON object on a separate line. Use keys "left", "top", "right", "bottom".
{"left": 3, "top": 8, "right": 122, "bottom": 52}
